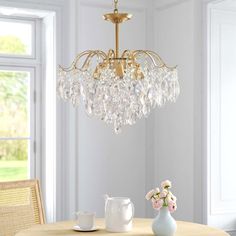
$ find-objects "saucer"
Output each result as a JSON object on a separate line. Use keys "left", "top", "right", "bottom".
{"left": 73, "top": 225, "right": 98, "bottom": 232}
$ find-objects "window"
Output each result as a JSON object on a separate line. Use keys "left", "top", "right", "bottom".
{"left": 0, "top": 6, "right": 57, "bottom": 222}
{"left": 0, "top": 18, "right": 33, "bottom": 56}
{"left": 0, "top": 17, "right": 41, "bottom": 181}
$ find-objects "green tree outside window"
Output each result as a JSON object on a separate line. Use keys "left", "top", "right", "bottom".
{"left": 0, "top": 35, "right": 29, "bottom": 180}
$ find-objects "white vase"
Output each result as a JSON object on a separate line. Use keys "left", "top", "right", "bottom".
{"left": 152, "top": 207, "right": 177, "bottom": 236}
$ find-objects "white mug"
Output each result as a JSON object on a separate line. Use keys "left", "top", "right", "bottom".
{"left": 76, "top": 211, "right": 95, "bottom": 230}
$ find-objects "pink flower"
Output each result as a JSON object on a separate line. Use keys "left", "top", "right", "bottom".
{"left": 152, "top": 199, "right": 164, "bottom": 210}
{"left": 168, "top": 200, "right": 177, "bottom": 213}
{"left": 151, "top": 197, "right": 157, "bottom": 203}
{"left": 161, "top": 180, "right": 172, "bottom": 189}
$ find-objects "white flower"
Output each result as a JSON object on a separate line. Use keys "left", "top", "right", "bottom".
{"left": 154, "top": 187, "right": 160, "bottom": 195}
{"left": 151, "top": 196, "right": 158, "bottom": 202}
{"left": 159, "top": 189, "right": 168, "bottom": 198}
{"left": 171, "top": 195, "right": 177, "bottom": 202}
{"left": 145, "top": 189, "right": 155, "bottom": 200}
{"left": 161, "top": 180, "right": 172, "bottom": 189}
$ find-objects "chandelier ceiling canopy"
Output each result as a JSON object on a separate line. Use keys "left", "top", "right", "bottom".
{"left": 57, "top": 0, "right": 180, "bottom": 134}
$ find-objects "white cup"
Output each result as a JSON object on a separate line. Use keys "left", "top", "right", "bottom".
{"left": 76, "top": 211, "right": 95, "bottom": 230}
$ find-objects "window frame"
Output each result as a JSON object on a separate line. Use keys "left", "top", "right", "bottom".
{"left": 0, "top": 1, "right": 64, "bottom": 221}
{"left": 0, "top": 15, "right": 42, "bottom": 180}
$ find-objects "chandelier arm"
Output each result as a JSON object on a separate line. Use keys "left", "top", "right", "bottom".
{"left": 59, "top": 51, "right": 94, "bottom": 72}
{"left": 82, "top": 50, "right": 107, "bottom": 62}
{"left": 143, "top": 50, "right": 165, "bottom": 64}
{"left": 108, "top": 49, "right": 115, "bottom": 59}
{"left": 132, "top": 50, "right": 176, "bottom": 69}
{"left": 143, "top": 50, "right": 177, "bottom": 69}
{"left": 94, "top": 50, "right": 108, "bottom": 59}
{"left": 59, "top": 50, "right": 108, "bottom": 73}
{"left": 59, "top": 64, "right": 77, "bottom": 73}
{"left": 132, "top": 50, "right": 159, "bottom": 67}
{"left": 121, "top": 50, "right": 132, "bottom": 58}
{"left": 73, "top": 50, "right": 95, "bottom": 65}
{"left": 80, "top": 51, "right": 102, "bottom": 69}
{"left": 80, "top": 50, "right": 109, "bottom": 71}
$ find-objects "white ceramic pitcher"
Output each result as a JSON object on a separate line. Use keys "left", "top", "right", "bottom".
{"left": 104, "top": 194, "right": 134, "bottom": 232}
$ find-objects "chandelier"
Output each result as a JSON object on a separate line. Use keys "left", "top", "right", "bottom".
{"left": 57, "top": 0, "right": 180, "bottom": 134}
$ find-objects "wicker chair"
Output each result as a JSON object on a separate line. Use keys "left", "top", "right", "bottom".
{"left": 0, "top": 179, "right": 45, "bottom": 236}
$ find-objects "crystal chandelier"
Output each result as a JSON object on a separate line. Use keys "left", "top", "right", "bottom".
{"left": 57, "top": 0, "right": 180, "bottom": 134}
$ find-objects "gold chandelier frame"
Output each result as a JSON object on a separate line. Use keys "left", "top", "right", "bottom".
{"left": 59, "top": 0, "right": 177, "bottom": 79}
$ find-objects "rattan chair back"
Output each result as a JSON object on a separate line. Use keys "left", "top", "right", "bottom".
{"left": 0, "top": 179, "right": 45, "bottom": 236}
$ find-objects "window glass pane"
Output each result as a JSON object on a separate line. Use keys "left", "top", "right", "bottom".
{"left": 0, "top": 140, "right": 29, "bottom": 181}
{"left": 0, "top": 70, "right": 30, "bottom": 138}
{"left": 0, "top": 19, "right": 32, "bottom": 56}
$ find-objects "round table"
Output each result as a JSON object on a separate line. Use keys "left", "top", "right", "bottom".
{"left": 16, "top": 218, "right": 229, "bottom": 236}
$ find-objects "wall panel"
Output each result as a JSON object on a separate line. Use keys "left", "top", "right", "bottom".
{"left": 208, "top": 7, "right": 236, "bottom": 230}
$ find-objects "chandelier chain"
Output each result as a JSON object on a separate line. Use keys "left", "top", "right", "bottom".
{"left": 114, "top": 0, "right": 118, "bottom": 13}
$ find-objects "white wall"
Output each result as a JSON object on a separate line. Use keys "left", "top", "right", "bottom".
{"left": 151, "top": 0, "right": 203, "bottom": 223}
{"left": 152, "top": 0, "right": 196, "bottom": 221}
